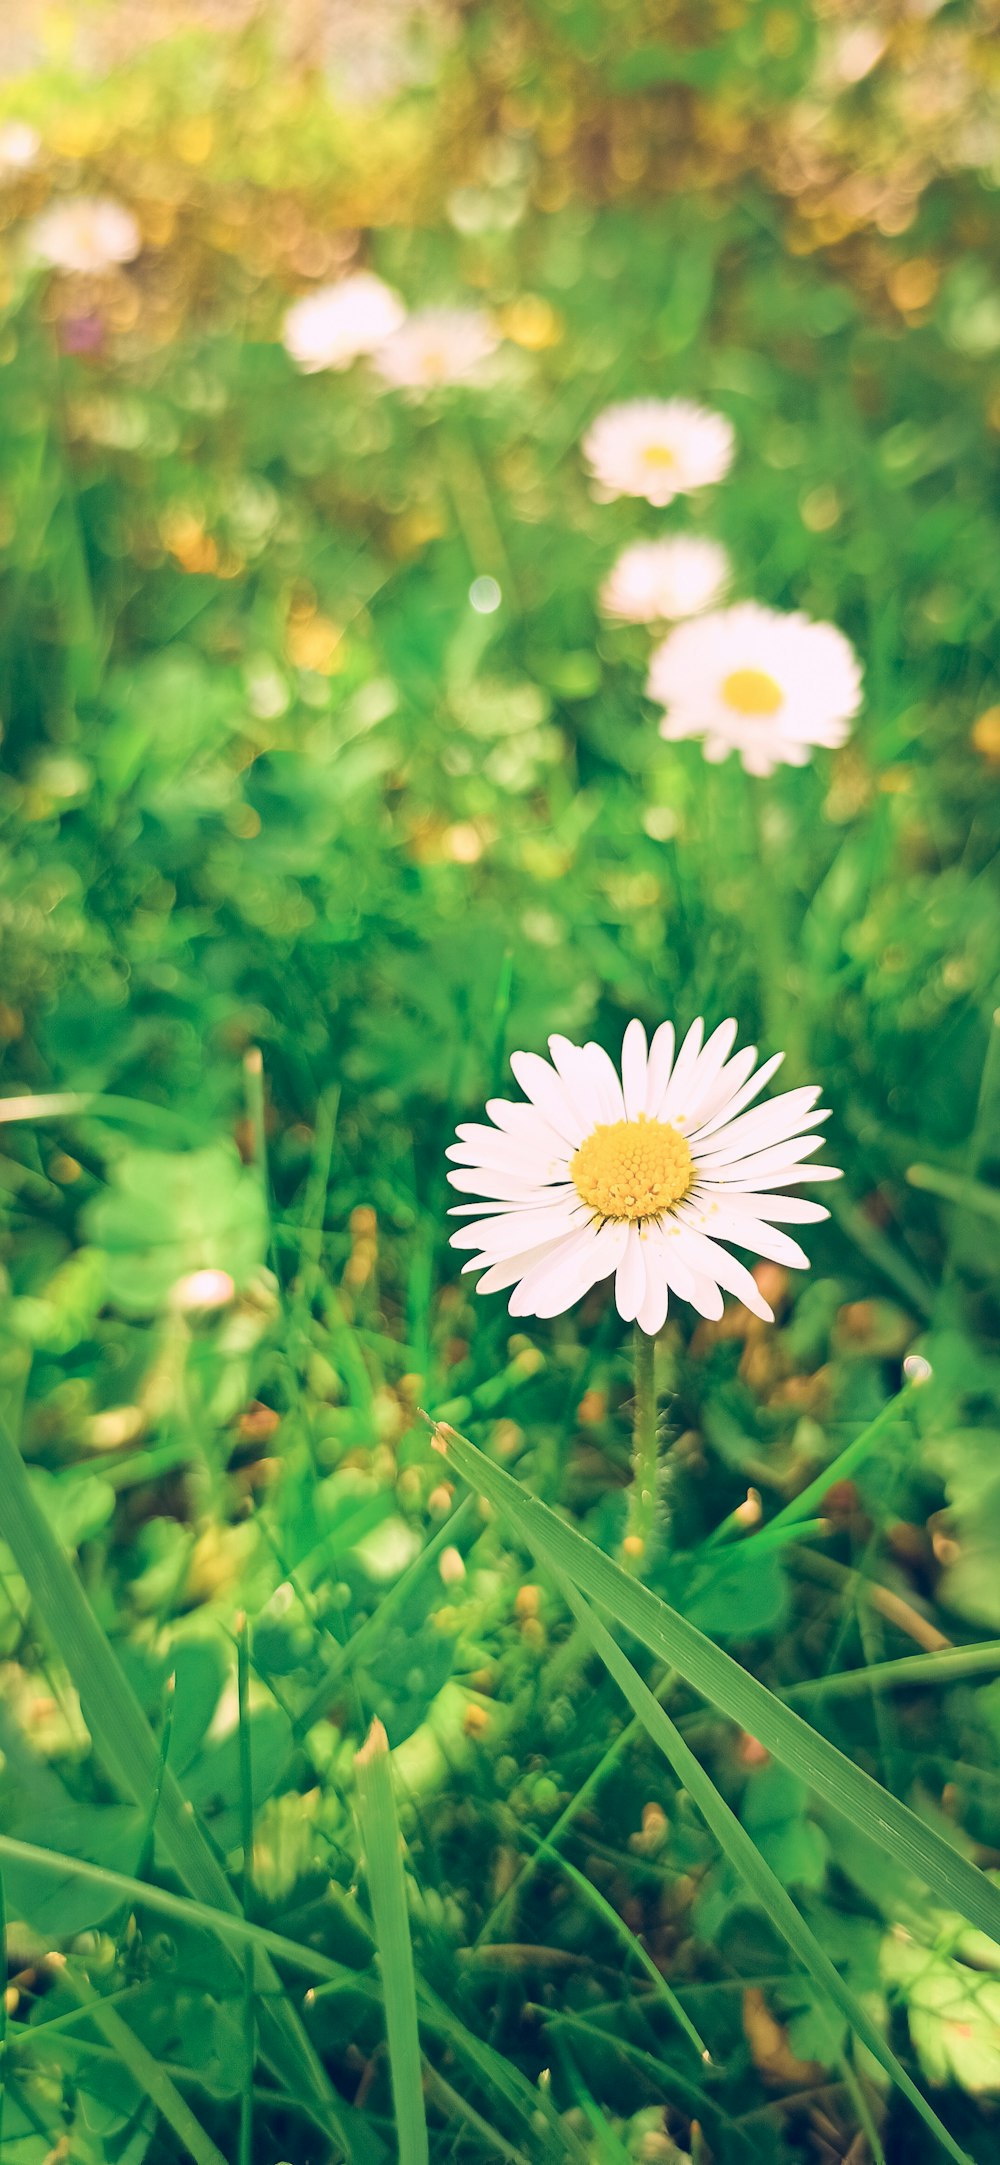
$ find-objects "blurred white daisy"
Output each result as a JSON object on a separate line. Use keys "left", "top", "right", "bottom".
{"left": 447, "top": 1018, "right": 840, "bottom": 1335}
{"left": 582, "top": 398, "right": 735, "bottom": 506}
{"left": 647, "top": 601, "right": 863, "bottom": 776}
{"left": 372, "top": 306, "right": 499, "bottom": 390}
{"left": 30, "top": 196, "right": 141, "bottom": 274}
{"left": 600, "top": 535, "right": 730, "bottom": 624}
{"left": 0, "top": 121, "right": 40, "bottom": 173}
{"left": 282, "top": 271, "right": 405, "bottom": 374}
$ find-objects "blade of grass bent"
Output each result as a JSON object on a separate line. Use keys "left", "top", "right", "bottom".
{"left": 0, "top": 1412, "right": 375, "bottom": 2164}
{"left": 428, "top": 1418, "right": 1000, "bottom": 1951}
{"left": 354, "top": 1719, "right": 429, "bottom": 2165}
{"left": 531, "top": 1835, "right": 710, "bottom": 2065}
{"left": 558, "top": 1575, "right": 971, "bottom": 2165}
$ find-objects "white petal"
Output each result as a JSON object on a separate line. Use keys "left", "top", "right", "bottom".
{"left": 446, "top": 1139, "right": 569, "bottom": 1180}
{"left": 621, "top": 1019, "right": 648, "bottom": 1121}
{"left": 698, "top": 1135, "right": 829, "bottom": 1186}
{"left": 686, "top": 1272, "right": 725, "bottom": 1320}
{"left": 636, "top": 1266, "right": 670, "bottom": 1336}
{"left": 450, "top": 1200, "right": 586, "bottom": 1256}
{"left": 683, "top": 1018, "right": 739, "bottom": 1123}
{"left": 467, "top": 1239, "right": 568, "bottom": 1295}
{"left": 449, "top": 1190, "right": 577, "bottom": 1217}
{"left": 446, "top": 1167, "right": 568, "bottom": 1203}
{"left": 659, "top": 1018, "right": 705, "bottom": 1124}
{"left": 509, "top": 1051, "right": 588, "bottom": 1146}
{"left": 692, "top": 1044, "right": 758, "bottom": 1131}
{"left": 507, "top": 1224, "right": 608, "bottom": 1318}
{"left": 693, "top": 1086, "right": 825, "bottom": 1166}
{"left": 689, "top": 1051, "right": 785, "bottom": 1141}
{"left": 644, "top": 1225, "right": 698, "bottom": 1300}
{"left": 547, "top": 1035, "right": 604, "bottom": 1131}
{"left": 673, "top": 1226, "right": 774, "bottom": 1321}
{"left": 580, "top": 1042, "right": 627, "bottom": 1123}
{"left": 643, "top": 1020, "right": 675, "bottom": 1114}
{"left": 695, "top": 1188, "right": 830, "bottom": 1225}
{"left": 678, "top": 1203, "right": 810, "bottom": 1269}
{"left": 484, "top": 1099, "right": 569, "bottom": 1155}
{"left": 615, "top": 1226, "right": 646, "bottom": 1322}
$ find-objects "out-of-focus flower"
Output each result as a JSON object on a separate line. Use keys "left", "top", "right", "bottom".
{"left": 170, "top": 1269, "right": 236, "bottom": 1313}
{"left": 447, "top": 1018, "right": 839, "bottom": 1334}
{"left": 30, "top": 195, "right": 141, "bottom": 274}
{"left": 372, "top": 305, "right": 499, "bottom": 389}
{"left": 971, "top": 707, "right": 1000, "bottom": 764}
{"left": 282, "top": 271, "right": 405, "bottom": 373}
{"left": 582, "top": 398, "right": 735, "bottom": 505}
{"left": 0, "top": 121, "right": 41, "bottom": 173}
{"left": 647, "top": 601, "right": 863, "bottom": 775}
{"left": 599, "top": 535, "right": 730, "bottom": 623}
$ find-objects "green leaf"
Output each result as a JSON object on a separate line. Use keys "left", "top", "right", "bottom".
{"left": 741, "top": 1766, "right": 828, "bottom": 1891}
{"left": 83, "top": 1143, "right": 267, "bottom": 1314}
{"left": 3, "top": 1803, "right": 145, "bottom": 1935}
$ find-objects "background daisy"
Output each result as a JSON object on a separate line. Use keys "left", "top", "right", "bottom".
{"left": 448, "top": 1018, "right": 840, "bottom": 1336}
{"left": 600, "top": 535, "right": 730, "bottom": 623}
{"left": 582, "top": 397, "right": 735, "bottom": 505}
{"left": 372, "top": 305, "right": 499, "bottom": 389}
{"left": 647, "top": 600, "right": 863, "bottom": 775}
{"left": 282, "top": 271, "right": 405, "bottom": 373}
{"left": 30, "top": 196, "right": 141, "bottom": 275}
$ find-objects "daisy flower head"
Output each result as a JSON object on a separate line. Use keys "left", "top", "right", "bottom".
{"left": 600, "top": 535, "right": 730, "bottom": 625}
{"left": 582, "top": 398, "right": 735, "bottom": 506}
{"left": 372, "top": 306, "right": 500, "bottom": 391}
{"left": 282, "top": 271, "right": 405, "bottom": 374}
{"left": 30, "top": 195, "right": 141, "bottom": 275}
{"left": 448, "top": 1018, "right": 840, "bottom": 1335}
{"left": 0, "top": 121, "right": 41, "bottom": 174}
{"left": 647, "top": 601, "right": 863, "bottom": 777}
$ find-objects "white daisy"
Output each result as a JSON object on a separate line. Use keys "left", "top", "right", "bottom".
{"left": 447, "top": 1018, "right": 840, "bottom": 1336}
{"left": 600, "top": 536, "right": 730, "bottom": 624}
{"left": 372, "top": 306, "right": 500, "bottom": 390}
{"left": 0, "top": 121, "right": 41, "bottom": 173}
{"left": 282, "top": 271, "right": 405, "bottom": 374}
{"left": 30, "top": 195, "right": 141, "bottom": 274}
{"left": 582, "top": 398, "right": 735, "bottom": 506}
{"left": 647, "top": 601, "right": 863, "bottom": 777}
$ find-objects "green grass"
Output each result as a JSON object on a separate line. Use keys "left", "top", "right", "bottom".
{"left": 0, "top": 5, "right": 999, "bottom": 2162}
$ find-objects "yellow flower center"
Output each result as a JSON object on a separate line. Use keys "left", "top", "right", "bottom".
{"left": 570, "top": 1115, "right": 693, "bottom": 1223}
{"left": 721, "top": 666, "right": 784, "bottom": 716}
{"left": 642, "top": 443, "right": 676, "bottom": 469}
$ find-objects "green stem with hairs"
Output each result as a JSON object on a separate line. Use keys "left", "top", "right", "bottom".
{"left": 626, "top": 1325, "right": 659, "bottom": 1561}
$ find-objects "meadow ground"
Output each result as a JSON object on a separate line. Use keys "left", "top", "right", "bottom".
{"left": 1, "top": 6, "right": 1000, "bottom": 2162}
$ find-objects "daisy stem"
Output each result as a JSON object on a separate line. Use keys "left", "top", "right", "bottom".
{"left": 627, "top": 1325, "right": 659, "bottom": 1563}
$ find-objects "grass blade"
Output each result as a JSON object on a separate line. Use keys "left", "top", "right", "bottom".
{"left": 0, "top": 1411, "right": 377, "bottom": 2164}
{"left": 354, "top": 1719, "right": 429, "bottom": 2165}
{"left": 427, "top": 1417, "right": 1000, "bottom": 1950}
{"left": 908, "top": 1161, "right": 1000, "bottom": 1223}
{"left": 558, "top": 1574, "right": 971, "bottom": 2165}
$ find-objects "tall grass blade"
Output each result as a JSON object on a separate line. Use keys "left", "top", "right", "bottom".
{"left": 429, "top": 1418, "right": 1000, "bottom": 1949}
{"left": 354, "top": 1719, "right": 429, "bottom": 2165}
{"left": 559, "top": 1575, "right": 970, "bottom": 2165}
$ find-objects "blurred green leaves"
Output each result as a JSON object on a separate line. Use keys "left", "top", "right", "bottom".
{"left": 83, "top": 1143, "right": 266, "bottom": 1313}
